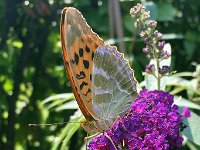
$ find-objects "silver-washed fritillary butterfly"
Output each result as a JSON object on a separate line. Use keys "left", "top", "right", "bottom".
{"left": 60, "top": 7, "right": 138, "bottom": 133}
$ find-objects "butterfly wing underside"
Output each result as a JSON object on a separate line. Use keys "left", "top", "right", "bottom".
{"left": 60, "top": 7, "right": 104, "bottom": 120}
{"left": 92, "top": 46, "right": 138, "bottom": 123}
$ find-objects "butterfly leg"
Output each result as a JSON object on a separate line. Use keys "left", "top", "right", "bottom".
{"left": 85, "top": 132, "right": 100, "bottom": 150}
{"left": 113, "top": 115, "right": 128, "bottom": 132}
{"left": 118, "top": 115, "right": 133, "bottom": 136}
{"left": 84, "top": 132, "right": 100, "bottom": 143}
{"left": 104, "top": 132, "right": 118, "bottom": 150}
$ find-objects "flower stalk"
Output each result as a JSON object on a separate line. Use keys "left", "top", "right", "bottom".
{"left": 130, "top": 4, "right": 171, "bottom": 90}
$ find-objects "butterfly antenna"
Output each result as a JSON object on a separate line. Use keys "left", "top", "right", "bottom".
{"left": 29, "top": 121, "right": 79, "bottom": 127}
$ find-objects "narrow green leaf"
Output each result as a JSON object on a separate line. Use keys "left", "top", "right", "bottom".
{"left": 167, "top": 76, "right": 200, "bottom": 95}
{"left": 45, "top": 98, "right": 68, "bottom": 110}
{"left": 182, "top": 111, "right": 200, "bottom": 146}
{"left": 186, "top": 140, "right": 200, "bottom": 150}
{"left": 42, "top": 93, "right": 74, "bottom": 104}
{"left": 174, "top": 96, "right": 200, "bottom": 110}
{"left": 55, "top": 100, "right": 79, "bottom": 111}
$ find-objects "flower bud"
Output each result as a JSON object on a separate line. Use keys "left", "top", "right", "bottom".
{"left": 140, "top": 31, "right": 146, "bottom": 38}
{"left": 145, "top": 64, "right": 155, "bottom": 74}
{"left": 130, "top": 4, "right": 143, "bottom": 16}
{"left": 163, "top": 50, "right": 171, "bottom": 59}
{"left": 142, "top": 47, "right": 149, "bottom": 54}
{"left": 159, "top": 66, "right": 171, "bottom": 75}
{"left": 154, "top": 30, "right": 162, "bottom": 39}
{"left": 157, "top": 41, "right": 165, "bottom": 50}
{"left": 149, "top": 21, "right": 157, "bottom": 28}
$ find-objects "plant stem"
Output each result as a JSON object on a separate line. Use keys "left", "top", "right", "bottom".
{"left": 156, "top": 58, "right": 161, "bottom": 90}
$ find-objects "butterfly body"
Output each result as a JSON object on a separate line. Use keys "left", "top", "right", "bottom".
{"left": 60, "top": 7, "right": 138, "bottom": 133}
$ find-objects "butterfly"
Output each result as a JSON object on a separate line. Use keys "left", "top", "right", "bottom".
{"left": 60, "top": 7, "right": 138, "bottom": 133}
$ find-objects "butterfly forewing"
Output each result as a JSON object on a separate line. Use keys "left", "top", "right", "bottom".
{"left": 92, "top": 46, "right": 138, "bottom": 123}
{"left": 60, "top": 7, "right": 104, "bottom": 120}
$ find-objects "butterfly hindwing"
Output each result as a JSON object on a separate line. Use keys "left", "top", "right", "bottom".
{"left": 92, "top": 46, "right": 138, "bottom": 123}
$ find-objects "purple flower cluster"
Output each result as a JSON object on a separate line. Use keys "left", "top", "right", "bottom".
{"left": 88, "top": 90, "right": 190, "bottom": 150}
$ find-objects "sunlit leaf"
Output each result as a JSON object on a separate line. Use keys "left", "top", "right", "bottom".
{"left": 157, "top": 3, "right": 176, "bottom": 21}
{"left": 182, "top": 111, "right": 200, "bottom": 146}
{"left": 174, "top": 96, "right": 200, "bottom": 110}
{"left": 3, "top": 79, "right": 13, "bottom": 92}
{"left": 167, "top": 76, "right": 200, "bottom": 95}
{"left": 186, "top": 140, "right": 200, "bottom": 150}
{"left": 42, "top": 93, "right": 74, "bottom": 104}
{"left": 12, "top": 40, "right": 23, "bottom": 48}
{"left": 55, "top": 100, "right": 79, "bottom": 111}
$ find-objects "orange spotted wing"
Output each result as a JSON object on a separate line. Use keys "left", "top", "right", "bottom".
{"left": 60, "top": 7, "right": 104, "bottom": 121}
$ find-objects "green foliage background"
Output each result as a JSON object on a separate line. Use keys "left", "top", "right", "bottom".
{"left": 0, "top": 0, "right": 200, "bottom": 149}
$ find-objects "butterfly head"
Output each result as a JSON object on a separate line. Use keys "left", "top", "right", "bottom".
{"left": 80, "top": 119, "right": 100, "bottom": 133}
{"left": 80, "top": 116, "right": 117, "bottom": 133}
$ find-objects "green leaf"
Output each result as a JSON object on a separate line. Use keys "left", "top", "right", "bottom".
{"left": 184, "top": 40, "right": 196, "bottom": 59}
{"left": 186, "top": 140, "right": 200, "bottom": 150}
{"left": 51, "top": 110, "right": 84, "bottom": 150}
{"left": 42, "top": 93, "right": 75, "bottom": 110}
{"left": 144, "top": 1, "right": 157, "bottom": 20}
{"left": 167, "top": 76, "right": 200, "bottom": 96}
{"left": 124, "top": 14, "right": 134, "bottom": 33}
{"left": 182, "top": 111, "right": 200, "bottom": 146}
{"left": 45, "top": 98, "right": 69, "bottom": 110}
{"left": 157, "top": 3, "right": 176, "bottom": 21}
{"left": 12, "top": 40, "right": 23, "bottom": 48}
{"left": 162, "top": 33, "right": 183, "bottom": 40}
{"left": 55, "top": 100, "right": 79, "bottom": 111}
{"left": 42, "top": 93, "right": 74, "bottom": 104}
{"left": 174, "top": 96, "right": 200, "bottom": 110}
{"left": 3, "top": 79, "right": 13, "bottom": 93}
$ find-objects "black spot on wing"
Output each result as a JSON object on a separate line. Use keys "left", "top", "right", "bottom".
{"left": 83, "top": 89, "right": 91, "bottom": 97}
{"left": 91, "top": 52, "right": 94, "bottom": 60}
{"left": 76, "top": 71, "right": 86, "bottom": 79}
{"left": 70, "top": 59, "right": 75, "bottom": 64}
{"left": 79, "top": 48, "right": 83, "bottom": 57}
{"left": 83, "top": 60, "right": 89, "bottom": 69}
{"left": 80, "top": 81, "right": 88, "bottom": 90}
{"left": 90, "top": 74, "right": 92, "bottom": 81}
{"left": 86, "top": 45, "right": 90, "bottom": 52}
{"left": 74, "top": 53, "right": 79, "bottom": 65}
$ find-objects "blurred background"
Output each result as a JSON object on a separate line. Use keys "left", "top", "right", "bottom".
{"left": 0, "top": 0, "right": 200, "bottom": 149}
